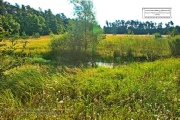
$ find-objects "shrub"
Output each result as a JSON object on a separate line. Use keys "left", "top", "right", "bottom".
{"left": 11, "top": 33, "right": 20, "bottom": 40}
{"left": 32, "top": 32, "right": 40, "bottom": 38}
{"left": 21, "top": 31, "right": 29, "bottom": 39}
{"left": 169, "top": 28, "right": 178, "bottom": 37}
{"left": 50, "top": 33, "right": 91, "bottom": 65}
{"left": 49, "top": 31, "right": 55, "bottom": 38}
{"left": 168, "top": 38, "right": 180, "bottom": 57}
{"left": 154, "top": 32, "right": 162, "bottom": 39}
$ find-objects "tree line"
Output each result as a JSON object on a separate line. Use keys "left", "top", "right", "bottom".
{"left": 0, "top": 0, "right": 103, "bottom": 66}
{"left": 0, "top": 0, "right": 69, "bottom": 40}
{"left": 1, "top": 0, "right": 180, "bottom": 40}
{"left": 104, "top": 20, "right": 180, "bottom": 35}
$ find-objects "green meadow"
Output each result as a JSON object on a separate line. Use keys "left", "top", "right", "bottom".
{"left": 0, "top": 35, "right": 180, "bottom": 119}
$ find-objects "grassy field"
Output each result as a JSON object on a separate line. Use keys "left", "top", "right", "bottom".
{"left": 0, "top": 34, "right": 179, "bottom": 60}
{"left": 0, "top": 36, "right": 51, "bottom": 57}
{"left": 97, "top": 35, "right": 173, "bottom": 62}
{"left": 0, "top": 35, "right": 180, "bottom": 119}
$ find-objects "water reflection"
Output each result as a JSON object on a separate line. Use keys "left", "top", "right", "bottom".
{"left": 88, "top": 62, "right": 114, "bottom": 68}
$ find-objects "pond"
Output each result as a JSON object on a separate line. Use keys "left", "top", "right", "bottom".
{"left": 88, "top": 62, "right": 114, "bottom": 68}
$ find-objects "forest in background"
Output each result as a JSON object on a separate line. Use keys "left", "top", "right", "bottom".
{"left": 0, "top": 0, "right": 69, "bottom": 39}
{"left": 1, "top": 0, "right": 180, "bottom": 40}
{"left": 104, "top": 20, "right": 180, "bottom": 35}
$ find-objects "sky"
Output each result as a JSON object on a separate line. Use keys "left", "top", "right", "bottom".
{"left": 4, "top": 0, "right": 180, "bottom": 27}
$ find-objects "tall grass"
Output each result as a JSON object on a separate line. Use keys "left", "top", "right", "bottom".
{"left": 0, "top": 36, "right": 51, "bottom": 57}
{"left": 0, "top": 58, "right": 179, "bottom": 119}
{"left": 0, "top": 34, "right": 180, "bottom": 119}
{"left": 1, "top": 34, "right": 178, "bottom": 61}
{"left": 96, "top": 35, "right": 177, "bottom": 62}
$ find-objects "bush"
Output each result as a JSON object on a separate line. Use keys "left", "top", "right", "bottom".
{"left": 50, "top": 33, "right": 69, "bottom": 62}
{"left": 50, "top": 33, "right": 91, "bottom": 65}
{"left": 21, "top": 31, "right": 29, "bottom": 39}
{"left": 169, "top": 28, "right": 178, "bottom": 37}
{"left": 32, "top": 32, "right": 40, "bottom": 38}
{"left": 154, "top": 32, "right": 162, "bottom": 39}
{"left": 49, "top": 31, "right": 55, "bottom": 38}
{"left": 168, "top": 38, "right": 180, "bottom": 57}
{"left": 11, "top": 33, "right": 20, "bottom": 40}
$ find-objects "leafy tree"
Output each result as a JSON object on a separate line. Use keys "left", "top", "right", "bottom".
{"left": 138, "top": 22, "right": 144, "bottom": 29}
{"left": 50, "top": 0, "right": 103, "bottom": 65}
{"left": 25, "top": 14, "right": 45, "bottom": 35}
{"left": 106, "top": 20, "right": 109, "bottom": 27}
{"left": 112, "top": 22, "right": 117, "bottom": 35}
{"left": 169, "top": 21, "right": 174, "bottom": 27}
{"left": 168, "top": 38, "right": 180, "bottom": 57}
{"left": 1, "top": 14, "right": 20, "bottom": 38}
{"left": 169, "top": 28, "right": 178, "bottom": 37}
{"left": 0, "top": 0, "right": 5, "bottom": 15}
{"left": 43, "top": 9, "right": 58, "bottom": 35}
{"left": 165, "top": 23, "right": 170, "bottom": 29}
{"left": 69, "top": 0, "right": 103, "bottom": 65}
{"left": 121, "top": 20, "right": 125, "bottom": 26}
{"left": 0, "top": 16, "right": 4, "bottom": 41}
{"left": 56, "top": 14, "right": 65, "bottom": 34}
